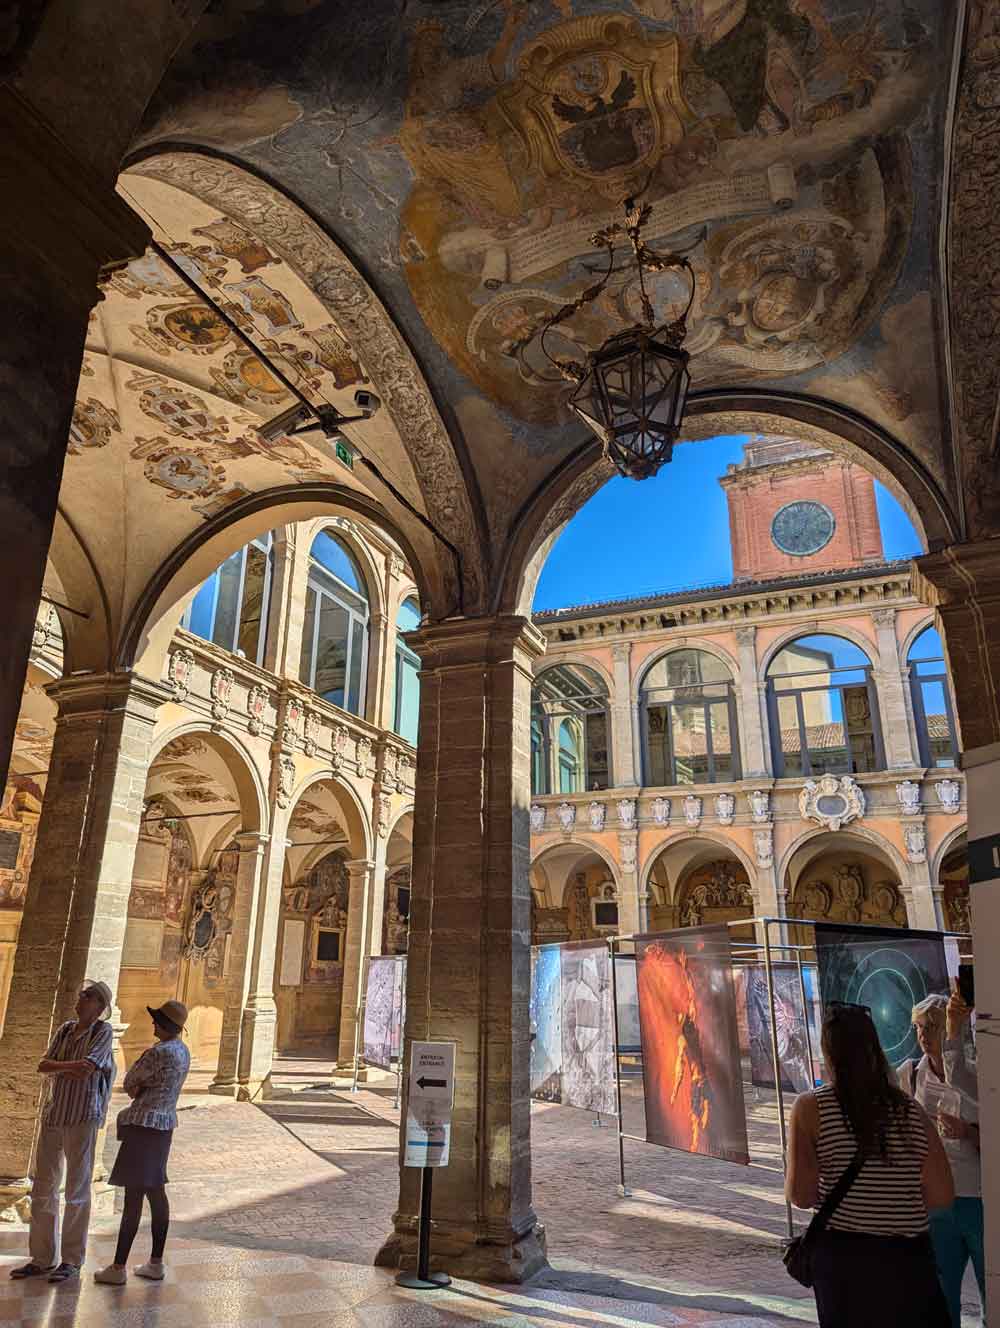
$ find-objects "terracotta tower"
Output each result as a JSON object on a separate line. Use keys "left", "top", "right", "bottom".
{"left": 719, "top": 437, "right": 884, "bottom": 582}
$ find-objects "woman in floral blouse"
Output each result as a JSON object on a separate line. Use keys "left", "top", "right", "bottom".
{"left": 95, "top": 1000, "right": 191, "bottom": 1285}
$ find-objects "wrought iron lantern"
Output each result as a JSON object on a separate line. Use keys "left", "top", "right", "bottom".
{"left": 507, "top": 194, "right": 696, "bottom": 481}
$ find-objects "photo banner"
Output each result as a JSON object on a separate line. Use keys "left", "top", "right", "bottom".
{"left": 614, "top": 955, "right": 642, "bottom": 1054}
{"left": 559, "top": 941, "right": 617, "bottom": 1116}
{"left": 744, "top": 962, "right": 818, "bottom": 1094}
{"left": 363, "top": 954, "right": 406, "bottom": 1070}
{"left": 636, "top": 925, "right": 749, "bottom": 1164}
{"left": 530, "top": 945, "right": 563, "bottom": 1103}
{"left": 814, "top": 923, "right": 949, "bottom": 1067}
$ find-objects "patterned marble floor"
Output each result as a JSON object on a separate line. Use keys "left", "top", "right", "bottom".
{"left": 0, "top": 1236, "right": 806, "bottom": 1328}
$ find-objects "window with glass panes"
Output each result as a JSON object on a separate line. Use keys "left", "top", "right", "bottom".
{"left": 908, "top": 626, "right": 958, "bottom": 768}
{"left": 641, "top": 649, "right": 739, "bottom": 785}
{"left": 299, "top": 530, "right": 369, "bottom": 717}
{"left": 530, "top": 664, "right": 610, "bottom": 795}
{"left": 182, "top": 532, "right": 274, "bottom": 665}
{"left": 766, "top": 634, "right": 883, "bottom": 776}
{"left": 393, "top": 597, "right": 421, "bottom": 746}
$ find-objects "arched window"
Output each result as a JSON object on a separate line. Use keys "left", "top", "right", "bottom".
{"left": 530, "top": 664, "right": 610, "bottom": 795}
{"left": 641, "top": 649, "right": 739, "bottom": 786}
{"left": 182, "top": 531, "right": 274, "bottom": 665}
{"left": 766, "top": 634, "right": 883, "bottom": 777}
{"left": 299, "top": 530, "right": 370, "bottom": 716}
{"left": 908, "top": 626, "right": 958, "bottom": 767}
{"left": 394, "top": 597, "right": 421, "bottom": 746}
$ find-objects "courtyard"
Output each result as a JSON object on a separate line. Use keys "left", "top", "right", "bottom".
{"left": 0, "top": 1058, "right": 983, "bottom": 1327}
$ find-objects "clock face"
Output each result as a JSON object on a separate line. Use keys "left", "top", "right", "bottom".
{"left": 771, "top": 501, "right": 836, "bottom": 556}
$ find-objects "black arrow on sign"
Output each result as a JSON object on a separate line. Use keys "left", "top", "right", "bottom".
{"left": 417, "top": 1077, "right": 447, "bottom": 1089}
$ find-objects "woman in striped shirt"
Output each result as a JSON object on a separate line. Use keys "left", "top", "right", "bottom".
{"left": 786, "top": 1001, "right": 954, "bottom": 1327}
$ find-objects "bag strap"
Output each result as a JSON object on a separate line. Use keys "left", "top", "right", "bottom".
{"left": 810, "top": 1151, "right": 865, "bottom": 1236}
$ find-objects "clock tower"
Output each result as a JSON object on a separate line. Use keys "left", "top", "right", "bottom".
{"left": 719, "top": 437, "right": 884, "bottom": 582}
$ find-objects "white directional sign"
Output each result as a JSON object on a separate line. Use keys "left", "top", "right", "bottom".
{"left": 404, "top": 1041, "right": 455, "bottom": 1169}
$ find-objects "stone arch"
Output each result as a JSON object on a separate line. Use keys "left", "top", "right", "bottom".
{"left": 148, "top": 721, "right": 268, "bottom": 835}
{"left": 286, "top": 769, "right": 372, "bottom": 863}
{"left": 123, "top": 151, "right": 486, "bottom": 616}
{"left": 499, "top": 394, "right": 960, "bottom": 618}
{"left": 778, "top": 823, "right": 909, "bottom": 892}
{"left": 537, "top": 652, "right": 615, "bottom": 699}
{"left": 782, "top": 826, "right": 910, "bottom": 932}
{"left": 632, "top": 638, "right": 741, "bottom": 705}
{"left": 529, "top": 839, "right": 621, "bottom": 944}
{"left": 530, "top": 836, "right": 621, "bottom": 886}
{"left": 759, "top": 622, "right": 879, "bottom": 678}
{"left": 641, "top": 830, "right": 757, "bottom": 905}
{"left": 126, "top": 486, "right": 436, "bottom": 682}
{"left": 931, "top": 823, "right": 968, "bottom": 881}
{"left": 900, "top": 613, "right": 942, "bottom": 664}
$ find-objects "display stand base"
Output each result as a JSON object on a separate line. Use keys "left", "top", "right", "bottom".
{"left": 617, "top": 1184, "right": 632, "bottom": 1198}
{"left": 395, "top": 1272, "right": 451, "bottom": 1290}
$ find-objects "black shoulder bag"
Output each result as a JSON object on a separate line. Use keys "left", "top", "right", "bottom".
{"left": 783, "top": 1151, "right": 864, "bottom": 1288}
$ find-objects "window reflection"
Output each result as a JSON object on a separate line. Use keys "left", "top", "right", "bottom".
{"left": 299, "top": 531, "right": 370, "bottom": 717}
{"left": 181, "top": 532, "right": 274, "bottom": 666}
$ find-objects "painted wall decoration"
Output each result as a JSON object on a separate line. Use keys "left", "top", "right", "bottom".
{"left": 814, "top": 922, "right": 949, "bottom": 1067}
{"left": 362, "top": 954, "right": 406, "bottom": 1070}
{"left": 636, "top": 925, "right": 748, "bottom": 1163}
{"left": 529, "top": 944, "right": 563, "bottom": 1103}
{"left": 559, "top": 940, "right": 617, "bottom": 1115}
{"left": 743, "top": 962, "right": 819, "bottom": 1094}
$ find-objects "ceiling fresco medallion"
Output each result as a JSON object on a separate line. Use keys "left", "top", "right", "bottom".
{"left": 129, "top": 372, "right": 234, "bottom": 441}
{"left": 396, "top": 7, "right": 927, "bottom": 425}
{"left": 68, "top": 398, "right": 120, "bottom": 454}
{"left": 191, "top": 218, "right": 280, "bottom": 274}
{"left": 104, "top": 247, "right": 226, "bottom": 301}
{"left": 131, "top": 302, "right": 233, "bottom": 357}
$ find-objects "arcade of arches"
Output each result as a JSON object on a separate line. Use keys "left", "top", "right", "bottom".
{"left": 1, "top": 2, "right": 1000, "bottom": 1310}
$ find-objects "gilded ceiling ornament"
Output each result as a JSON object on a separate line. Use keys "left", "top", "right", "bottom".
{"left": 130, "top": 302, "right": 233, "bottom": 357}
{"left": 225, "top": 277, "right": 302, "bottom": 337}
{"left": 128, "top": 372, "right": 231, "bottom": 441}
{"left": 191, "top": 218, "right": 279, "bottom": 275}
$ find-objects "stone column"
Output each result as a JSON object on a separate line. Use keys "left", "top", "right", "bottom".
{"left": 337, "top": 858, "right": 376, "bottom": 1067}
{"left": 263, "top": 527, "right": 311, "bottom": 678}
{"left": 871, "top": 607, "right": 918, "bottom": 769}
{"left": 610, "top": 642, "right": 637, "bottom": 786}
{"left": 616, "top": 830, "right": 641, "bottom": 933}
{"left": 0, "top": 89, "right": 151, "bottom": 788}
{"left": 375, "top": 554, "right": 405, "bottom": 732}
{"left": 210, "top": 831, "right": 270, "bottom": 1096}
{"left": 234, "top": 813, "right": 290, "bottom": 1096}
{"left": 0, "top": 673, "right": 170, "bottom": 1182}
{"left": 375, "top": 615, "right": 547, "bottom": 1282}
{"left": 735, "top": 626, "right": 768, "bottom": 778}
{"left": 913, "top": 538, "right": 1000, "bottom": 1319}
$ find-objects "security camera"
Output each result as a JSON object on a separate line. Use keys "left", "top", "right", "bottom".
{"left": 257, "top": 402, "right": 314, "bottom": 443}
{"left": 353, "top": 389, "right": 381, "bottom": 418}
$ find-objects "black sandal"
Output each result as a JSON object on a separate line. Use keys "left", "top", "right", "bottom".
{"left": 47, "top": 1263, "right": 78, "bottom": 1283}
{"left": 9, "top": 1263, "right": 55, "bottom": 1280}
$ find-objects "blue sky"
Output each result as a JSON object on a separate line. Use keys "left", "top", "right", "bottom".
{"left": 532, "top": 434, "right": 923, "bottom": 612}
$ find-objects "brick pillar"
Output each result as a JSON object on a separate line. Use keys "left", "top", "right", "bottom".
{"left": 210, "top": 831, "right": 270, "bottom": 1096}
{"left": 610, "top": 642, "right": 636, "bottom": 786}
{"left": 871, "top": 607, "right": 918, "bottom": 769}
{"left": 234, "top": 819, "right": 290, "bottom": 1096}
{"left": 337, "top": 858, "right": 376, "bottom": 1067}
{"left": 735, "top": 626, "right": 768, "bottom": 777}
{"left": 375, "top": 615, "right": 548, "bottom": 1282}
{"left": 913, "top": 537, "right": 1000, "bottom": 1320}
{"left": 0, "top": 673, "right": 169, "bottom": 1181}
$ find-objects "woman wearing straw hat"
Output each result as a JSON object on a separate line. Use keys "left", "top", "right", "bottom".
{"left": 95, "top": 1000, "right": 191, "bottom": 1286}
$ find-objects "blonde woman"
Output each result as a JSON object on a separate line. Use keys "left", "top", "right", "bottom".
{"left": 901, "top": 991, "right": 983, "bottom": 1327}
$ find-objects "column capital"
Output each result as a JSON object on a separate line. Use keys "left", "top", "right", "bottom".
{"left": 45, "top": 671, "right": 173, "bottom": 721}
{"left": 233, "top": 831, "right": 270, "bottom": 851}
{"left": 735, "top": 625, "right": 757, "bottom": 648}
{"left": 407, "top": 614, "right": 545, "bottom": 670}
{"left": 344, "top": 857, "right": 376, "bottom": 876}
{"left": 914, "top": 538, "right": 1000, "bottom": 608}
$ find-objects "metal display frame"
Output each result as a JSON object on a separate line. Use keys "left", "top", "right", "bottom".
{"left": 351, "top": 953, "right": 406, "bottom": 1108}
{"left": 590, "top": 918, "right": 972, "bottom": 1239}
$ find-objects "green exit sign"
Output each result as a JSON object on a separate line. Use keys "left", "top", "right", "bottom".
{"left": 335, "top": 439, "right": 354, "bottom": 469}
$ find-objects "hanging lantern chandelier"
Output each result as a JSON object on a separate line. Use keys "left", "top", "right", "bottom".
{"left": 507, "top": 194, "right": 696, "bottom": 481}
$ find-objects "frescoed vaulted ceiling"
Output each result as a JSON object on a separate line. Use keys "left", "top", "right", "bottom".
{"left": 126, "top": 0, "right": 961, "bottom": 556}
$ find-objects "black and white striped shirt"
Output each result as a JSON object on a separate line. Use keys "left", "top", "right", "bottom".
{"left": 816, "top": 1085, "right": 929, "bottom": 1237}
{"left": 42, "top": 1020, "right": 114, "bottom": 1127}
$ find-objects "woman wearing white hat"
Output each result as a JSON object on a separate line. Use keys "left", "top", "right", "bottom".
{"left": 95, "top": 1000, "right": 191, "bottom": 1285}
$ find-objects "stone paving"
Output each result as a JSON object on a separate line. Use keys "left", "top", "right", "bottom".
{"left": 0, "top": 1056, "right": 984, "bottom": 1326}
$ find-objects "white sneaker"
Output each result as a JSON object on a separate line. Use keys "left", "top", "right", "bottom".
{"left": 134, "top": 1262, "right": 165, "bottom": 1281}
{"left": 94, "top": 1265, "right": 127, "bottom": 1285}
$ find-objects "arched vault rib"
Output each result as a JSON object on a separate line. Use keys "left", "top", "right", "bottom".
{"left": 125, "top": 151, "right": 487, "bottom": 614}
